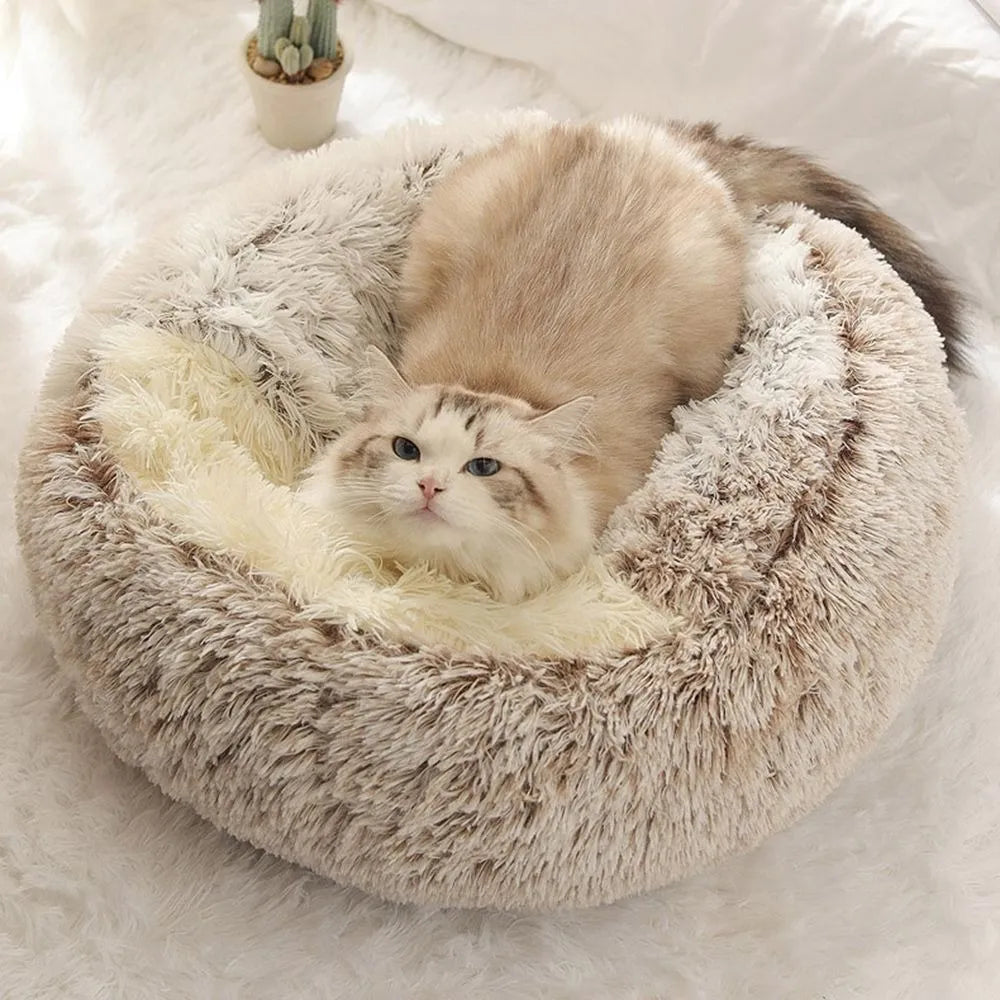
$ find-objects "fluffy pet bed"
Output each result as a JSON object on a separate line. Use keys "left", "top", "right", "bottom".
{"left": 15, "top": 112, "right": 964, "bottom": 910}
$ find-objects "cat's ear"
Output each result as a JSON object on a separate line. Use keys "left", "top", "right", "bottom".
{"left": 362, "top": 346, "right": 410, "bottom": 405}
{"left": 529, "top": 396, "right": 595, "bottom": 456}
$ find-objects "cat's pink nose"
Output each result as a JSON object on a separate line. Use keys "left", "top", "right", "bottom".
{"left": 418, "top": 477, "right": 444, "bottom": 501}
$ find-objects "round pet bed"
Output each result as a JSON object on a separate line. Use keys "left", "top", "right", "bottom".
{"left": 15, "top": 112, "right": 965, "bottom": 910}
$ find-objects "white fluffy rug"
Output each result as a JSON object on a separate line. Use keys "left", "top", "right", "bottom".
{"left": 2, "top": 1, "right": 998, "bottom": 997}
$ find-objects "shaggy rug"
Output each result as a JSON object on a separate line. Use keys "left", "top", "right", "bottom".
{"left": 2, "top": 0, "right": 998, "bottom": 997}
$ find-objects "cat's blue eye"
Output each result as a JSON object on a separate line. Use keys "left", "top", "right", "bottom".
{"left": 392, "top": 437, "right": 420, "bottom": 461}
{"left": 464, "top": 457, "right": 501, "bottom": 477}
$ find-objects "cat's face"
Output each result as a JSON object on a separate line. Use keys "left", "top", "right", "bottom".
{"left": 305, "top": 349, "right": 595, "bottom": 601}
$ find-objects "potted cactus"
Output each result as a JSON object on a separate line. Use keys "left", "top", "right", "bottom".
{"left": 241, "top": 0, "right": 351, "bottom": 150}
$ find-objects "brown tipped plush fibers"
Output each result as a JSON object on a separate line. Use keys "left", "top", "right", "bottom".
{"left": 15, "top": 114, "right": 964, "bottom": 910}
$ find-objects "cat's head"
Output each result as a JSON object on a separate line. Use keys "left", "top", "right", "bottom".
{"left": 305, "top": 347, "right": 595, "bottom": 601}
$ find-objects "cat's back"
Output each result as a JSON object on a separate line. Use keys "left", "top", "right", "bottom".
{"left": 399, "top": 121, "right": 746, "bottom": 407}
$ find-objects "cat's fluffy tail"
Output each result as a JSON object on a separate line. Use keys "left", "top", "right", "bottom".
{"left": 668, "top": 121, "right": 967, "bottom": 371}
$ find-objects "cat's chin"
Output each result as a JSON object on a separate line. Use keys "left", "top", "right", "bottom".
{"left": 408, "top": 507, "right": 448, "bottom": 525}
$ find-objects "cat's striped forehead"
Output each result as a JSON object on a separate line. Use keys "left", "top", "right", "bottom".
{"left": 403, "top": 385, "right": 534, "bottom": 445}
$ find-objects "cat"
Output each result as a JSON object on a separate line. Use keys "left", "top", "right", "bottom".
{"left": 302, "top": 118, "right": 963, "bottom": 603}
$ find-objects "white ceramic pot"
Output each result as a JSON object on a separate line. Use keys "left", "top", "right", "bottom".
{"left": 240, "top": 34, "right": 352, "bottom": 151}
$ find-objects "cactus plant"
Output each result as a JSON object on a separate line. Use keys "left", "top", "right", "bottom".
{"left": 251, "top": 0, "right": 342, "bottom": 82}
{"left": 256, "top": 0, "right": 293, "bottom": 59}
{"left": 307, "top": 0, "right": 338, "bottom": 60}
{"left": 243, "top": 0, "right": 349, "bottom": 147}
